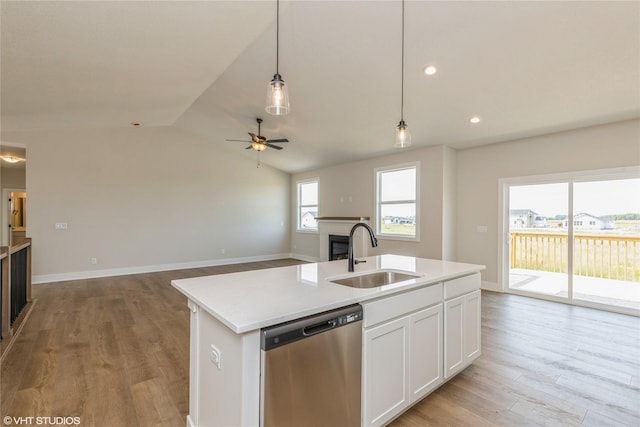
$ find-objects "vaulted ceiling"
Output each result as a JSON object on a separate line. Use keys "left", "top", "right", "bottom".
{"left": 2, "top": 1, "right": 639, "bottom": 173}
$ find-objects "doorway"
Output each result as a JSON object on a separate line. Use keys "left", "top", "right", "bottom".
{"left": 1, "top": 144, "right": 27, "bottom": 247}
{"left": 1, "top": 189, "right": 26, "bottom": 247}
{"left": 500, "top": 167, "right": 640, "bottom": 316}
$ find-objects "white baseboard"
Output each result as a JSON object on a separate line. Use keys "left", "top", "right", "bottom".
{"left": 289, "top": 253, "right": 321, "bottom": 263}
{"left": 33, "top": 253, "right": 301, "bottom": 284}
{"left": 481, "top": 280, "right": 502, "bottom": 292}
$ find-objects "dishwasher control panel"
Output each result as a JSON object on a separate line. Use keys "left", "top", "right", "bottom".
{"left": 341, "top": 311, "right": 362, "bottom": 325}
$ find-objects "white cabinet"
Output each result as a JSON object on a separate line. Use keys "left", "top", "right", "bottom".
{"left": 444, "top": 286, "right": 481, "bottom": 379}
{"left": 463, "top": 290, "right": 481, "bottom": 362}
{"left": 363, "top": 315, "right": 410, "bottom": 427}
{"left": 362, "top": 285, "right": 443, "bottom": 427}
{"left": 410, "top": 304, "right": 443, "bottom": 401}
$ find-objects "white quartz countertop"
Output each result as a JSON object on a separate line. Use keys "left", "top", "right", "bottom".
{"left": 171, "top": 254, "right": 485, "bottom": 334}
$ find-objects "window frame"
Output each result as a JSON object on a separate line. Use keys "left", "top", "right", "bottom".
{"left": 296, "top": 178, "right": 319, "bottom": 233}
{"left": 374, "top": 162, "right": 420, "bottom": 241}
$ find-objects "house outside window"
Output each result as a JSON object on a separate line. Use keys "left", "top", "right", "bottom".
{"left": 375, "top": 163, "right": 419, "bottom": 239}
{"left": 297, "top": 179, "right": 318, "bottom": 231}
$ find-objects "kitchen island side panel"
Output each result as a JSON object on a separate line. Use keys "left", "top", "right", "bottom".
{"left": 191, "top": 301, "right": 260, "bottom": 427}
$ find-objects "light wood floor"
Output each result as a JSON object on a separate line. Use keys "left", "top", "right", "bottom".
{"left": 2, "top": 259, "right": 639, "bottom": 426}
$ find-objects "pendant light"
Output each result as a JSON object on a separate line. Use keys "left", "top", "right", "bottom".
{"left": 265, "top": 0, "right": 290, "bottom": 115}
{"left": 394, "top": 0, "right": 411, "bottom": 148}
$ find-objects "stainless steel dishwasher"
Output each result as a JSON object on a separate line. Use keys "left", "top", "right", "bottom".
{"left": 260, "top": 304, "right": 363, "bottom": 427}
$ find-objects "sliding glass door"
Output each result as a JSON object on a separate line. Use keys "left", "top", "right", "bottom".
{"left": 502, "top": 168, "right": 639, "bottom": 315}
{"left": 508, "top": 183, "right": 569, "bottom": 299}
{"left": 572, "top": 179, "right": 640, "bottom": 311}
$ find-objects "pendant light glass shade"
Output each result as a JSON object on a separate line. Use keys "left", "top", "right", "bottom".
{"left": 394, "top": 120, "right": 411, "bottom": 148}
{"left": 265, "top": 73, "right": 290, "bottom": 115}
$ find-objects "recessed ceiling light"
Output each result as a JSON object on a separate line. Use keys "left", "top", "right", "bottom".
{"left": 423, "top": 65, "right": 437, "bottom": 76}
{"left": 469, "top": 116, "right": 481, "bottom": 124}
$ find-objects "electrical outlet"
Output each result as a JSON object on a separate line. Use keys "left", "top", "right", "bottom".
{"left": 477, "top": 225, "right": 488, "bottom": 233}
{"left": 210, "top": 344, "right": 221, "bottom": 370}
{"left": 220, "top": 248, "right": 226, "bottom": 255}
{"left": 55, "top": 222, "right": 68, "bottom": 230}
{"left": 90, "top": 257, "right": 98, "bottom": 265}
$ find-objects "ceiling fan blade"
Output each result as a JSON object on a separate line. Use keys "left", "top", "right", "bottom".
{"left": 245, "top": 145, "right": 253, "bottom": 150}
{"left": 266, "top": 138, "right": 288, "bottom": 143}
{"left": 266, "top": 143, "right": 283, "bottom": 150}
{"left": 226, "top": 139, "right": 251, "bottom": 143}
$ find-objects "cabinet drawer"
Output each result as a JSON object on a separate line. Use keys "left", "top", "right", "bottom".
{"left": 444, "top": 273, "right": 480, "bottom": 300}
{"left": 363, "top": 283, "right": 442, "bottom": 328}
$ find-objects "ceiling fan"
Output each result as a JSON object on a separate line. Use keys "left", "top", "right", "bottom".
{"left": 226, "top": 118, "right": 288, "bottom": 152}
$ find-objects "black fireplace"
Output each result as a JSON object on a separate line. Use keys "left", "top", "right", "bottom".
{"left": 328, "top": 234, "right": 349, "bottom": 261}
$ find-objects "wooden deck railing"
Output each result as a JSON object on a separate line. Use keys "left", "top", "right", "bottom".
{"left": 510, "top": 232, "right": 640, "bottom": 282}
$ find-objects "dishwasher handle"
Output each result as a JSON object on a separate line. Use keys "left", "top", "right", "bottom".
{"left": 303, "top": 320, "right": 337, "bottom": 336}
{"left": 261, "top": 304, "right": 362, "bottom": 351}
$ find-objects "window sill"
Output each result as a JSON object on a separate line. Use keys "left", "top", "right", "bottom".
{"left": 376, "top": 234, "right": 420, "bottom": 242}
{"left": 296, "top": 229, "right": 319, "bottom": 235}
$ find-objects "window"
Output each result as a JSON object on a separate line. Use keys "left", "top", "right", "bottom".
{"left": 297, "top": 179, "right": 318, "bottom": 231}
{"left": 375, "top": 163, "right": 419, "bottom": 239}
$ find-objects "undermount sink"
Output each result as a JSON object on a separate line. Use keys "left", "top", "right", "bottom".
{"left": 329, "top": 270, "right": 422, "bottom": 288}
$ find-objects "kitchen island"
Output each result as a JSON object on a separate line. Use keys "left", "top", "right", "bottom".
{"left": 172, "top": 254, "right": 485, "bottom": 427}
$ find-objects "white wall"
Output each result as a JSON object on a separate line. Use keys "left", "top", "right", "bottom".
{"left": 3, "top": 126, "right": 291, "bottom": 282}
{"left": 1, "top": 167, "right": 26, "bottom": 189}
{"left": 291, "top": 145, "right": 457, "bottom": 261}
{"left": 457, "top": 119, "right": 640, "bottom": 290}
{"left": 4, "top": 118, "right": 636, "bottom": 285}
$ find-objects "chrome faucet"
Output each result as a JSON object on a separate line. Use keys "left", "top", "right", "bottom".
{"left": 348, "top": 222, "right": 378, "bottom": 272}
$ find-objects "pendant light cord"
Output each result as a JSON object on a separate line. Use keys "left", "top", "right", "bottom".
{"left": 400, "top": 0, "right": 405, "bottom": 122}
{"left": 276, "top": 0, "right": 280, "bottom": 74}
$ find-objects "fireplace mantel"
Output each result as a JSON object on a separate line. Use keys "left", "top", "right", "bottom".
{"left": 316, "top": 216, "right": 370, "bottom": 221}
{"left": 317, "top": 217, "right": 371, "bottom": 262}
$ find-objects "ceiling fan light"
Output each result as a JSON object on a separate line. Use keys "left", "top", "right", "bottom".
{"left": 265, "top": 73, "right": 290, "bottom": 115}
{"left": 252, "top": 141, "right": 268, "bottom": 151}
{"left": 394, "top": 120, "right": 412, "bottom": 148}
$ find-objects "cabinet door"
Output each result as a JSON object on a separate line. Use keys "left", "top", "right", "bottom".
{"left": 464, "top": 290, "right": 481, "bottom": 362}
{"left": 363, "top": 316, "right": 410, "bottom": 427}
{"left": 410, "top": 304, "right": 443, "bottom": 401}
{"left": 444, "top": 295, "right": 464, "bottom": 379}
